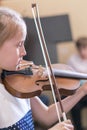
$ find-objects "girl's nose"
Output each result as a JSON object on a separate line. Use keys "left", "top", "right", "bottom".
{"left": 20, "top": 45, "right": 27, "bottom": 56}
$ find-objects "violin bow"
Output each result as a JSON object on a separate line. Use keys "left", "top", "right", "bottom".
{"left": 31, "top": 3, "right": 67, "bottom": 122}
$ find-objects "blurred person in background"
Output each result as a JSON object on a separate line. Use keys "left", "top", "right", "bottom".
{"left": 68, "top": 37, "right": 87, "bottom": 73}
{"left": 68, "top": 37, "right": 87, "bottom": 130}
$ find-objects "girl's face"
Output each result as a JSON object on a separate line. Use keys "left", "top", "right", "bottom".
{"left": 0, "top": 32, "right": 26, "bottom": 71}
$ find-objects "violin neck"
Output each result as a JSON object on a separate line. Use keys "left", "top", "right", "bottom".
{"left": 53, "top": 69, "right": 87, "bottom": 80}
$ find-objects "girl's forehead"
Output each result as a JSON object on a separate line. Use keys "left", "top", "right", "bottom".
{"left": 12, "top": 30, "right": 26, "bottom": 42}
{"left": 2, "top": 32, "right": 25, "bottom": 47}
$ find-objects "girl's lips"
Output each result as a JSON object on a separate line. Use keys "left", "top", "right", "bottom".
{"left": 16, "top": 59, "right": 23, "bottom": 70}
{"left": 18, "top": 58, "right": 23, "bottom": 64}
{"left": 16, "top": 64, "right": 20, "bottom": 70}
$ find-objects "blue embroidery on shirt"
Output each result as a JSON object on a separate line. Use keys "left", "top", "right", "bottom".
{"left": 0, "top": 110, "right": 34, "bottom": 130}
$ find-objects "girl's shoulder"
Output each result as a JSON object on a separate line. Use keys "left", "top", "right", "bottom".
{"left": 0, "top": 83, "right": 31, "bottom": 128}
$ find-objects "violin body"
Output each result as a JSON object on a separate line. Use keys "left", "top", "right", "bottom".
{"left": 2, "top": 60, "right": 80, "bottom": 98}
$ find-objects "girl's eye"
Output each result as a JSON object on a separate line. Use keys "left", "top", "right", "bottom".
{"left": 17, "top": 41, "right": 24, "bottom": 47}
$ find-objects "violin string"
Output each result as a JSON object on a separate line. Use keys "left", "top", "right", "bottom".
{"left": 32, "top": 4, "right": 62, "bottom": 122}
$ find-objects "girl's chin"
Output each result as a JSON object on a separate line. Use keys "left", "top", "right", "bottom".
{"left": 16, "top": 64, "right": 21, "bottom": 70}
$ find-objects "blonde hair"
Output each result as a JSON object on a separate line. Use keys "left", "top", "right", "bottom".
{"left": 0, "top": 7, "right": 27, "bottom": 46}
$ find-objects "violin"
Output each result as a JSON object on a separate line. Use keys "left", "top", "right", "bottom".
{"left": 1, "top": 60, "right": 82, "bottom": 98}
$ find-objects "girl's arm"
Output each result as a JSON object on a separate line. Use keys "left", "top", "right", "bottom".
{"left": 30, "top": 83, "right": 86, "bottom": 127}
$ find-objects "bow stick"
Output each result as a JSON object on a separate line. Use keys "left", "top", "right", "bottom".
{"left": 31, "top": 3, "right": 67, "bottom": 122}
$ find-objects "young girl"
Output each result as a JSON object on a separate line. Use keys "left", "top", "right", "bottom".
{"left": 0, "top": 7, "right": 87, "bottom": 130}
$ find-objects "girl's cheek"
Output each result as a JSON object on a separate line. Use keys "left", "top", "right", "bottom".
{"left": 16, "top": 48, "right": 20, "bottom": 56}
